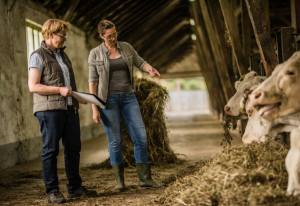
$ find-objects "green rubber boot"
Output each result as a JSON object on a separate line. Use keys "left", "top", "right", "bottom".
{"left": 136, "top": 163, "right": 164, "bottom": 189}
{"left": 112, "top": 164, "right": 125, "bottom": 192}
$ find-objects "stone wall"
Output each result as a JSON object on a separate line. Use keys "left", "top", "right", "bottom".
{"left": 0, "top": 0, "right": 107, "bottom": 170}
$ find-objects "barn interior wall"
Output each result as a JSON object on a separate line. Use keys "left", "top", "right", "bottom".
{"left": 0, "top": 0, "right": 129, "bottom": 170}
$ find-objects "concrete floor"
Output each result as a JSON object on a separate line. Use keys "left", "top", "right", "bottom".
{"left": 0, "top": 111, "right": 242, "bottom": 174}
{"left": 0, "top": 111, "right": 243, "bottom": 206}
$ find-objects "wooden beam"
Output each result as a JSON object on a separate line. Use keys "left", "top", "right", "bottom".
{"left": 250, "top": 53, "right": 261, "bottom": 75}
{"left": 207, "top": 0, "right": 236, "bottom": 92}
{"left": 195, "top": 40, "right": 225, "bottom": 116}
{"left": 291, "top": 0, "right": 300, "bottom": 34}
{"left": 234, "top": 6, "right": 241, "bottom": 17}
{"left": 126, "top": 0, "right": 181, "bottom": 43}
{"left": 150, "top": 34, "right": 190, "bottom": 69}
{"left": 245, "top": 0, "right": 278, "bottom": 77}
{"left": 141, "top": 20, "right": 189, "bottom": 58}
{"left": 219, "top": 0, "right": 248, "bottom": 76}
{"left": 199, "top": 0, "right": 234, "bottom": 101}
{"left": 191, "top": 2, "right": 227, "bottom": 110}
{"left": 241, "top": 0, "right": 252, "bottom": 69}
{"left": 62, "top": 0, "right": 80, "bottom": 21}
{"left": 194, "top": 38, "right": 222, "bottom": 116}
{"left": 279, "top": 27, "right": 295, "bottom": 62}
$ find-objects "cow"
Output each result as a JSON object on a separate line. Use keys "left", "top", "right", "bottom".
{"left": 248, "top": 51, "right": 300, "bottom": 197}
{"left": 241, "top": 107, "right": 298, "bottom": 144}
{"left": 224, "top": 71, "right": 265, "bottom": 116}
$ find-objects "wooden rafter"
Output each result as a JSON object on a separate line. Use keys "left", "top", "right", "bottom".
{"left": 245, "top": 0, "right": 278, "bottom": 76}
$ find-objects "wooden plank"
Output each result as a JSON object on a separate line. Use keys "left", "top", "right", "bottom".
{"left": 207, "top": 0, "right": 236, "bottom": 93}
{"left": 250, "top": 53, "right": 261, "bottom": 75}
{"left": 62, "top": 0, "right": 80, "bottom": 21}
{"left": 199, "top": 0, "right": 234, "bottom": 101}
{"left": 126, "top": 0, "right": 180, "bottom": 44}
{"left": 241, "top": 0, "right": 252, "bottom": 69}
{"left": 245, "top": 0, "right": 278, "bottom": 77}
{"left": 219, "top": 0, "right": 248, "bottom": 76}
{"left": 195, "top": 40, "right": 224, "bottom": 116}
{"left": 280, "top": 27, "right": 295, "bottom": 62}
{"left": 291, "top": 0, "right": 300, "bottom": 34}
{"left": 191, "top": 2, "right": 227, "bottom": 112}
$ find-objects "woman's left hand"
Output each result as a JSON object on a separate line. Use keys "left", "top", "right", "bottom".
{"left": 77, "top": 99, "right": 87, "bottom": 104}
{"left": 149, "top": 67, "right": 161, "bottom": 78}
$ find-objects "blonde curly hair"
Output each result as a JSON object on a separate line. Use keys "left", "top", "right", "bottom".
{"left": 42, "top": 19, "right": 70, "bottom": 40}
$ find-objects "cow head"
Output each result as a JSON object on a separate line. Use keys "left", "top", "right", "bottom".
{"left": 224, "top": 71, "right": 265, "bottom": 116}
{"left": 242, "top": 109, "right": 272, "bottom": 144}
{"left": 249, "top": 51, "right": 300, "bottom": 120}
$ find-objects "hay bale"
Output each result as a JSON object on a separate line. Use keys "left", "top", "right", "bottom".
{"left": 160, "top": 141, "right": 300, "bottom": 205}
{"left": 94, "top": 78, "right": 182, "bottom": 168}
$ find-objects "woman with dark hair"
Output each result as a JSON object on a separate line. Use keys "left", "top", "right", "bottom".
{"left": 88, "top": 20, "right": 162, "bottom": 192}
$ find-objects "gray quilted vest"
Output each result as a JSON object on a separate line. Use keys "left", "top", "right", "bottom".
{"left": 32, "top": 41, "right": 79, "bottom": 115}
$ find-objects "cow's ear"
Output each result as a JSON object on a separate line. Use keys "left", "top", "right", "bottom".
{"left": 235, "top": 81, "right": 241, "bottom": 89}
{"left": 290, "top": 51, "right": 300, "bottom": 60}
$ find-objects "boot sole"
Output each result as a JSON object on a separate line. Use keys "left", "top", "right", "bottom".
{"left": 138, "top": 186, "right": 152, "bottom": 189}
{"left": 48, "top": 199, "right": 66, "bottom": 204}
{"left": 67, "top": 193, "right": 97, "bottom": 198}
{"left": 67, "top": 194, "right": 82, "bottom": 198}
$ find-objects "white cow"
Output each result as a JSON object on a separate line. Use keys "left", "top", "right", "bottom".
{"left": 242, "top": 107, "right": 298, "bottom": 144}
{"left": 224, "top": 71, "right": 265, "bottom": 116}
{"left": 248, "top": 51, "right": 300, "bottom": 197}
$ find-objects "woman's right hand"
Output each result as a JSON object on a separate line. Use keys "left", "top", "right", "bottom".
{"left": 59, "top": 87, "right": 73, "bottom": 96}
{"left": 93, "top": 110, "right": 101, "bottom": 124}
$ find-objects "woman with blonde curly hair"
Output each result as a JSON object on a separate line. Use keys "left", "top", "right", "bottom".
{"left": 28, "top": 19, "right": 96, "bottom": 204}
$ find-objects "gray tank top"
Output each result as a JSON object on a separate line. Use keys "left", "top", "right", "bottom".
{"left": 108, "top": 56, "right": 134, "bottom": 95}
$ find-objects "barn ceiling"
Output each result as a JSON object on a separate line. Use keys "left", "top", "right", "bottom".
{"left": 36, "top": 0, "right": 292, "bottom": 75}
{"left": 37, "top": 0, "right": 195, "bottom": 73}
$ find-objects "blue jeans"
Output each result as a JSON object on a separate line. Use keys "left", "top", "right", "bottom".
{"left": 36, "top": 106, "right": 82, "bottom": 194}
{"left": 98, "top": 93, "right": 149, "bottom": 165}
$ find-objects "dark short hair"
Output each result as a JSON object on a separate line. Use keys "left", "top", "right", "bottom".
{"left": 98, "top": 20, "right": 115, "bottom": 36}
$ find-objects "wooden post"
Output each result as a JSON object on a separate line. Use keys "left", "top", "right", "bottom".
{"left": 62, "top": 0, "right": 81, "bottom": 21}
{"left": 219, "top": 0, "right": 248, "bottom": 76}
{"left": 245, "top": 0, "right": 278, "bottom": 77}
{"left": 191, "top": 2, "right": 227, "bottom": 113}
{"left": 291, "top": 0, "right": 300, "bottom": 35}
{"left": 291, "top": 0, "right": 300, "bottom": 51}
{"left": 276, "top": 27, "right": 295, "bottom": 63}
{"left": 250, "top": 53, "right": 262, "bottom": 75}
{"left": 241, "top": 0, "right": 252, "bottom": 69}
{"left": 207, "top": 0, "right": 236, "bottom": 93}
{"left": 198, "top": 0, "right": 234, "bottom": 101}
{"left": 195, "top": 40, "right": 222, "bottom": 115}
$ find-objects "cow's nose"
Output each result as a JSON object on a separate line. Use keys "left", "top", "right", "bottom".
{"left": 224, "top": 105, "right": 230, "bottom": 112}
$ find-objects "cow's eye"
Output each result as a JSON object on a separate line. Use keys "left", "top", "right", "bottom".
{"left": 243, "top": 88, "right": 249, "bottom": 93}
{"left": 288, "top": 71, "right": 295, "bottom": 75}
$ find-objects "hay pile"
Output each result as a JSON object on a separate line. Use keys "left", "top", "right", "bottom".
{"left": 220, "top": 114, "right": 240, "bottom": 147}
{"left": 158, "top": 141, "right": 300, "bottom": 206}
{"left": 94, "top": 78, "right": 181, "bottom": 168}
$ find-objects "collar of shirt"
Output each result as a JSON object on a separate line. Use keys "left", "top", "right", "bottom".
{"left": 101, "top": 41, "right": 121, "bottom": 54}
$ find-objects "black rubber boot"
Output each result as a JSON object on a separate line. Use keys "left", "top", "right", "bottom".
{"left": 112, "top": 164, "right": 125, "bottom": 192}
{"left": 136, "top": 163, "right": 164, "bottom": 189}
